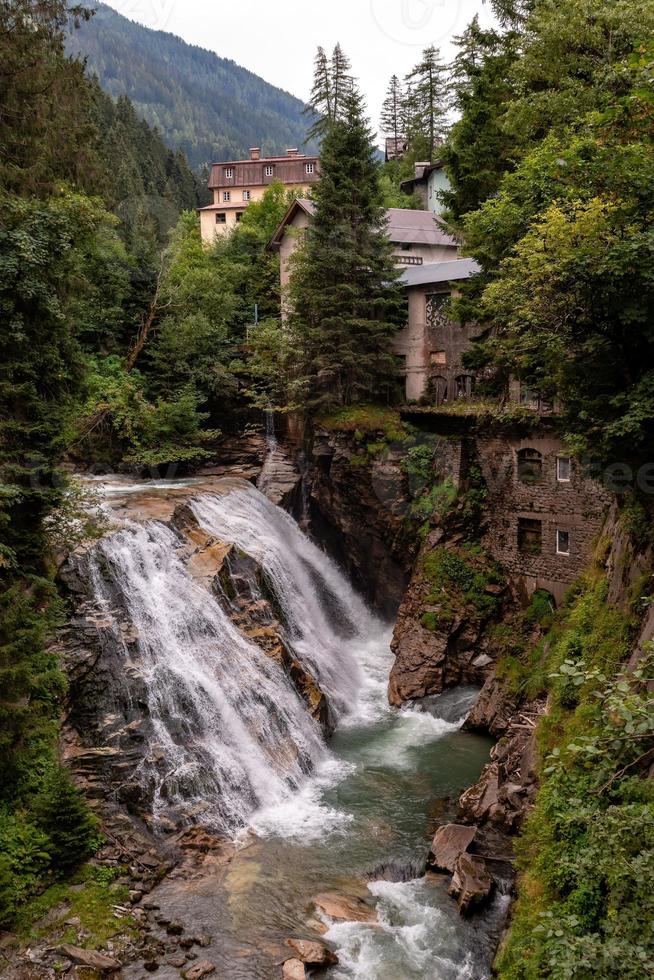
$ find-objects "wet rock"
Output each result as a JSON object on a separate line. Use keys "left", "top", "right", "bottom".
{"left": 166, "top": 922, "right": 184, "bottom": 936}
{"left": 448, "top": 854, "right": 493, "bottom": 914}
{"left": 193, "top": 935, "right": 211, "bottom": 948}
{"left": 166, "top": 953, "right": 188, "bottom": 968}
{"left": 143, "top": 960, "right": 160, "bottom": 972}
{"left": 309, "top": 430, "right": 413, "bottom": 616}
{"left": 313, "top": 892, "right": 378, "bottom": 924}
{"left": 183, "top": 960, "right": 216, "bottom": 979}
{"left": 285, "top": 938, "right": 338, "bottom": 966}
{"left": 428, "top": 824, "right": 477, "bottom": 873}
{"left": 282, "top": 959, "right": 307, "bottom": 980}
{"left": 58, "top": 945, "right": 121, "bottom": 972}
{"left": 257, "top": 448, "right": 303, "bottom": 509}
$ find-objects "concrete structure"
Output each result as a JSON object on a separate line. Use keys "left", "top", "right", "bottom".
{"left": 268, "top": 199, "right": 460, "bottom": 294}
{"left": 199, "top": 147, "right": 320, "bottom": 243}
{"left": 401, "top": 161, "right": 451, "bottom": 218}
{"left": 268, "top": 200, "right": 477, "bottom": 402}
{"left": 394, "top": 258, "right": 481, "bottom": 403}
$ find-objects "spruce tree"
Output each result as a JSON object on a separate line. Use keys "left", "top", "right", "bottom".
{"left": 405, "top": 45, "right": 450, "bottom": 161}
{"left": 306, "top": 43, "right": 353, "bottom": 138}
{"left": 290, "top": 78, "right": 405, "bottom": 412}
{"left": 380, "top": 75, "right": 404, "bottom": 152}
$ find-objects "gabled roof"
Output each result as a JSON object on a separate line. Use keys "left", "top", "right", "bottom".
{"left": 267, "top": 199, "right": 457, "bottom": 250}
{"left": 401, "top": 258, "right": 480, "bottom": 287}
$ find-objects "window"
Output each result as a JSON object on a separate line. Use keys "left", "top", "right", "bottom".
{"left": 223, "top": 191, "right": 231, "bottom": 202}
{"left": 265, "top": 165, "right": 274, "bottom": 177}
{"left": 243, "top": 190, "right": 251, "bottom": 201}
{"left": 557, "top": 530, "right": 570, "bottom": 555}
{"left": 426, "top": 292, "right": 451, "bottom": 329}
{"left": 396, "top": 255, "right": 423, "bottom": 266}
{"left": 236, "top": 212, "right": 243, "bottom": 223}
{"left": 455, "top": 374, "right": 474, "bottom": 399}
{"left": 224, "top": 167, "right": 234, "bottom": 179}
{"left": 517, "top": 448, "right": 543, "bottom": 484}
{"left": 557, "top": 456, "right": 572, "bottom": 482}
{"left": 305, "top": 162, "right": 314, "bottom": 174}
{"left": 518, "top": 518, "right": 542, "bottom": 556}
{"left": 215, "top": 213, "right": 226, "bottom": 224}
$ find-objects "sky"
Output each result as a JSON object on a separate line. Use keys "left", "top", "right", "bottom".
{"left": 104, "top": 0, "right": 495, "bottom": 139}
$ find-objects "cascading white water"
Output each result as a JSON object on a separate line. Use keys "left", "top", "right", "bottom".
{"left": 191, "top": 482, "right": 389, "bottom": 723}
{"left": 87, "top": 519, "right": 326, "bottom": 832}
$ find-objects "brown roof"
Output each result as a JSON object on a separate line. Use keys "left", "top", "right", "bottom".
{"left": 208, "top": 156, "right": 320, "bottom": 190}
{"left": 267, "top": 199, "right": 457, "bottom": 249}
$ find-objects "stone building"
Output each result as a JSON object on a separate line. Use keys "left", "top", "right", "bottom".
{"left": 394, "top": 258, "right": 481, "bottom": 403}
{"left": 199, "top": 147, "right": 320, "bottom": 242}
{"left": 401, "top": 414, "right": 611, "bottom": 602}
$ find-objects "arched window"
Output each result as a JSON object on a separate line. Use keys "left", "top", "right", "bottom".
{"left": 431, "top": 375, "right": 448, "bottom": 406}
{"left": 455, "top": 375, "right": 474, "bottom": 400}
{"left": 517, "top": 448, "right": 543, "bottom": 484}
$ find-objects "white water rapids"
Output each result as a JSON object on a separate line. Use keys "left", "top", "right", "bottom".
{"left": 88, "top": 479, "right": 499, "bottom": 978}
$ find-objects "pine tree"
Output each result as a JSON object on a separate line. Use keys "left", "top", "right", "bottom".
{"left": 440, "top": 18, "right": 519, "bottom": 219}
{"left": 380, "top": 75, "right": 404, "bottom": 151}
{"left": 35, "top": 767, "right": 99, "bottom": 873}
{"left": 290, "top": 83, "right": 405, "bottom": 412}
{"left": 306, "top": 44, "right": 353, "bottom": 139}
{"left": 405, "top": 45, "right": 450, "bottom": 161}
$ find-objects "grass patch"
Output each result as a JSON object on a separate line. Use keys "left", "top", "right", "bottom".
{"left": 317, "top": 404, "right": 407, "bottom": 442}
{"left": 422, "top": 544, "right": 504, "bottom": 619}
{"left": 12, "top": 863, "right": 134, "bottom": 949}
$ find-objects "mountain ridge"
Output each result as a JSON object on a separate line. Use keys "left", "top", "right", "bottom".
{"left": 67, "top": 2, "right": 318, "bottom": 171}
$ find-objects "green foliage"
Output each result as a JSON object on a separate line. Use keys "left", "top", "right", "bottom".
{"left": 33, "top": 767, "right": 99, "bottom": 874}
{"left": 68, "top": 2, "right": 319, "bottom": 170}
{"left": 422, "top": 545, "right": 504, "bottom": 618}
{"left": 409, "top": 481, "right": 458, "bottom": 522}
{"left": 288, "top": 70, "right": 406, "bottom": 413}
{"left": 497, "top": 645, "right": 654, "bottom": 979}
{"left": 80, "top": 357, "right": 218, "bottom": 469}
{"left": 449, "top": 1, "right": 654, "bottom": 464}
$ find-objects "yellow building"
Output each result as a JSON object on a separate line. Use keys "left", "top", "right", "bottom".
{"left": 199, "top": 147, "right": 320, "bottom": 243}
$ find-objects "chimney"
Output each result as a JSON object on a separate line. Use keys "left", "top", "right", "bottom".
{"left": 286, "top": 148, "right": 299, "bottom": 156}
{"left": 250, "top": 147, "right": 261, "bottom": 161}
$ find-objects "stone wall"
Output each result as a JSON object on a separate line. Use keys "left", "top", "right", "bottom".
{"left": 476, "top": 431, "right": 611, "bottom": 602}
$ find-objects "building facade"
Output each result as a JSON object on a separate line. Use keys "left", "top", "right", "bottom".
{"left": 199, "top": 147, "right": 320, "bottom": 243}
{"left": 394, "top": 258, "right": 481, "bottom": 402}
{"left": 401, "top": 161, "right": 451, "bottom": 218}
{"left": 269, "top": 199, "right": 461, "bottom": 294}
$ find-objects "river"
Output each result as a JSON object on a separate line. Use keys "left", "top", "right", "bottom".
{"left": 87, "top": 478, "right": 504, "bottom": 978}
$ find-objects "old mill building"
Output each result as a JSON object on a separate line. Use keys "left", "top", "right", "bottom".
{"left": 199, "top": 147, "right": 320, "bottom": 241}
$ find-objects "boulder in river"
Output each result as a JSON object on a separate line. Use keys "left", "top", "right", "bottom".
{"left": 183, "top": 960, "right": 216, "bottom": 979}
{"left": 285, "top": 937, "right": 338, "bottom": 966}
{"left": 57, "top": 945, "right": 121, "bottom": 972}
{"left": 282, "top": 959, "right": 307, "bottom": 980}
{"left": 448, "top": 854, "right": 493, "bottom": 913}
{"left": 429, "top": 823, "right": 477, "bottom": 873}
{"left": 313, "top": 891, "right": 378, "bottom": 923}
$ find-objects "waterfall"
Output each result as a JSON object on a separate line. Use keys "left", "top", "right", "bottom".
{"left": 264, "top": 404, "right": 278, "bottom": 452}
{"left": 83, "top": 481, "right": 390, "bottom": 834}
{"left": 87, "top": 519, "right": 327, "bottom": 833}
{"left": 191, "top": 483, "right": 387, "bottom": 722}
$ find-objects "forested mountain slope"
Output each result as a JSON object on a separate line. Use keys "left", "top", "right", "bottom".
{"left": 67, "top": 2, "right": 318, "bottom": 170}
